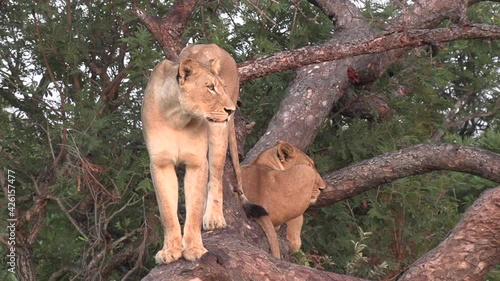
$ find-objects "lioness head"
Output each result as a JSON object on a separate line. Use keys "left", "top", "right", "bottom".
{"left": 254, "top": 141, "right": 326, "bottom": 203}
{"left": 177, "top": 58, "right": 236, "bottom": 123}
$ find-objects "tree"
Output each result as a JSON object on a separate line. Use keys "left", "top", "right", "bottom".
{"left": 0, "top": 0, "right": 499, "bottom": 280}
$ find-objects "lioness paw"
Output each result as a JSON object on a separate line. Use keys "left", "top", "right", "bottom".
{"left": 155, "top": 247, "right": 183, "bottom": 264}
{"left": 182, "top": 246, "right": 208, "bottom": 261}
{"left": 203, "top": 211, "right": 227, "bottom": 230}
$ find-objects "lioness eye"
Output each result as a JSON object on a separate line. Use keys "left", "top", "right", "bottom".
{"left": 207, "top": 84, "right": 215, "bottom": 91}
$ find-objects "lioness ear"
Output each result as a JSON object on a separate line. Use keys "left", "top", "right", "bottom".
{"left": 209, "top": 58, "right": 222, "bottom": 75}
{"left": 277, "top": 141, "right": 295, "bottom": 162}
{"left": 178, "top": 59, "right": 199, "bottom": 85}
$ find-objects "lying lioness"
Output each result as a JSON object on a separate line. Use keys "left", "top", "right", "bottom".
{"left": 142, "top": 44, "right": 264, "bottom": 264}
{"left": 242, "top": 141, "right": 326, "bottom": 259}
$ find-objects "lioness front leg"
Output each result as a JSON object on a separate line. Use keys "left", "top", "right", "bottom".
{"left": 182, "top": 160, "right": 209, "bottom": 261}
{"left": 151, "top": 162, "right": 183, "bottom": 264}
{"left": 286, "top": 215, "right": 304, "bottom": 253}
{"left": 203, "top": 122, "right": 228, "bottom": 230}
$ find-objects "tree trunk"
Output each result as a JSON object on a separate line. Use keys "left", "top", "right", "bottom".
{"left": 399, "top": 186, "right": 500, "bottom": 281}
{"left": 16, "top": 244, "right": 37, "bottom": 281}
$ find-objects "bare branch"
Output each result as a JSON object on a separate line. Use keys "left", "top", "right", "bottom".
{"left": 46, "top": 195, "right": 89, "bottom": 240}
{"left": 245, "top": 0, "right": 277, "bottom": 24}
{"left": 48, "top": 266, "right": 82, "bottom": 281}
{"left": 313, "top": 143, "right": 500, "bottom": 208}
{"left": 0, "top": 234, "right": 8, "bottom": 247}
{"left": 238, "top": 24, "right": 500, "bottom": 84}
{"left": 34, "top": 11, "right": 67, "bottom": 167}
{"left": 447, "top": 97, "right": 500, "bottom": 128}
{"left": 86, "top": 228, "right": 143, "bottom": 277}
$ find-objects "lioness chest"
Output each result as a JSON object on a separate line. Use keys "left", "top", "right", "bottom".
{"left": 143, "top": 118, "right": 209, "bottom": 167}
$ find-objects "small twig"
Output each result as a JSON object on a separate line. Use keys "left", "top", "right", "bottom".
{"left": 291, "top": 0, "right": 318, "bottom": 23}
{"left": 104, "top": 195, "right": 141, "bottom": 232}
{"left": 121, "top": 198, "right": 150, "bottom": 281}
{"left": 87, "top": 228, "right": 143, "bottom": 273}
{"left": 33, "top": 11, "right": 67, "bottom": 167}
{"left": 46, "top": 195, "right": 89, "bottom": 241}
{"left": 245, "top": 0, "right": 277, "bottom": 25}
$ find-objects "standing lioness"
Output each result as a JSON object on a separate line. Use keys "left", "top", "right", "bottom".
{"left": 142, "top": 44, "right": 264, "bottom": 264}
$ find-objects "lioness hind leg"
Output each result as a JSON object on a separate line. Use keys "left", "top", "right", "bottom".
{"left": 182, "top": 161, "right": 209, "bottom": 261}
{"left": 203, "top": 122, "right": 228, "bottom": 230}
{"left": 151, "top": 162, "right": 183, "bottom": 264}
{"left": 286, "top": 215, "right": 304, "bottom": 253}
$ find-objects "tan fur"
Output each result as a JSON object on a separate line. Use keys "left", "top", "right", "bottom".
{"left": 242, "top": 141, "right": 326, "bottom": 258}
{"left": 142, "top": 44, "right": 247, "bottom": 264}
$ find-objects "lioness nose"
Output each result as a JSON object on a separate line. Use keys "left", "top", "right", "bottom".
{"left": 224, "top": 107, "right": 235, "bottom": 116}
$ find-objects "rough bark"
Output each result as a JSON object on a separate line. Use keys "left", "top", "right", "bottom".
{"left": 313, "top": 143, "right": 500, "bottom": 207}
{"left": 143, "top": 232, "right": 370, "bottom": 281}
{"left": 243, "top": 0, "right": 494, "bottom": 162}
{"left": 399, "top": 186, "right": 500, "bottom": 281}
{"left": 15, "top": 245, "right": 36, "bottom": 281}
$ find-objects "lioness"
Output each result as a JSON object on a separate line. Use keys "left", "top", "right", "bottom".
{"left": 142, "top": 44, "right": 265, "bottom": 264}
{"left": 242, "top": 141, "right": 326, "bottom": 259}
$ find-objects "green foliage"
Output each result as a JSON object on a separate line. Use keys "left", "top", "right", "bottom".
{"left": 0, "top": 0, "right": 161, "bottom": 279}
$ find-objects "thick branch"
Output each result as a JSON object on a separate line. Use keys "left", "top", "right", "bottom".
{"left": 132, "top": 0, "right": 198, "bottom": 59}
{"left": 238, "top": 24, "right": 500, "bottom": 84}
{"left": 399, "top": 186, "right": 500, "bottom": 280}
{"left": 313, "top": 143, "right": 500, "bottom": 208}
{"left": 144, "top": 233, "right": 370, "bottom": 281}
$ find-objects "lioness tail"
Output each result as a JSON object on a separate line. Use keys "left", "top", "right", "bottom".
{"left": 238, "top": 189, "right": 280, "bottom": 259}
{"left": 238, "top": 192, "right": 269, "bottom": 218}
{"left": 227, "top": 118, "right": 268, "bottom": 219}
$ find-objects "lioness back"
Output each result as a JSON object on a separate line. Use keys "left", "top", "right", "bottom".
{"left": 241, "top": 141, "right": 326, "bottom": 258}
